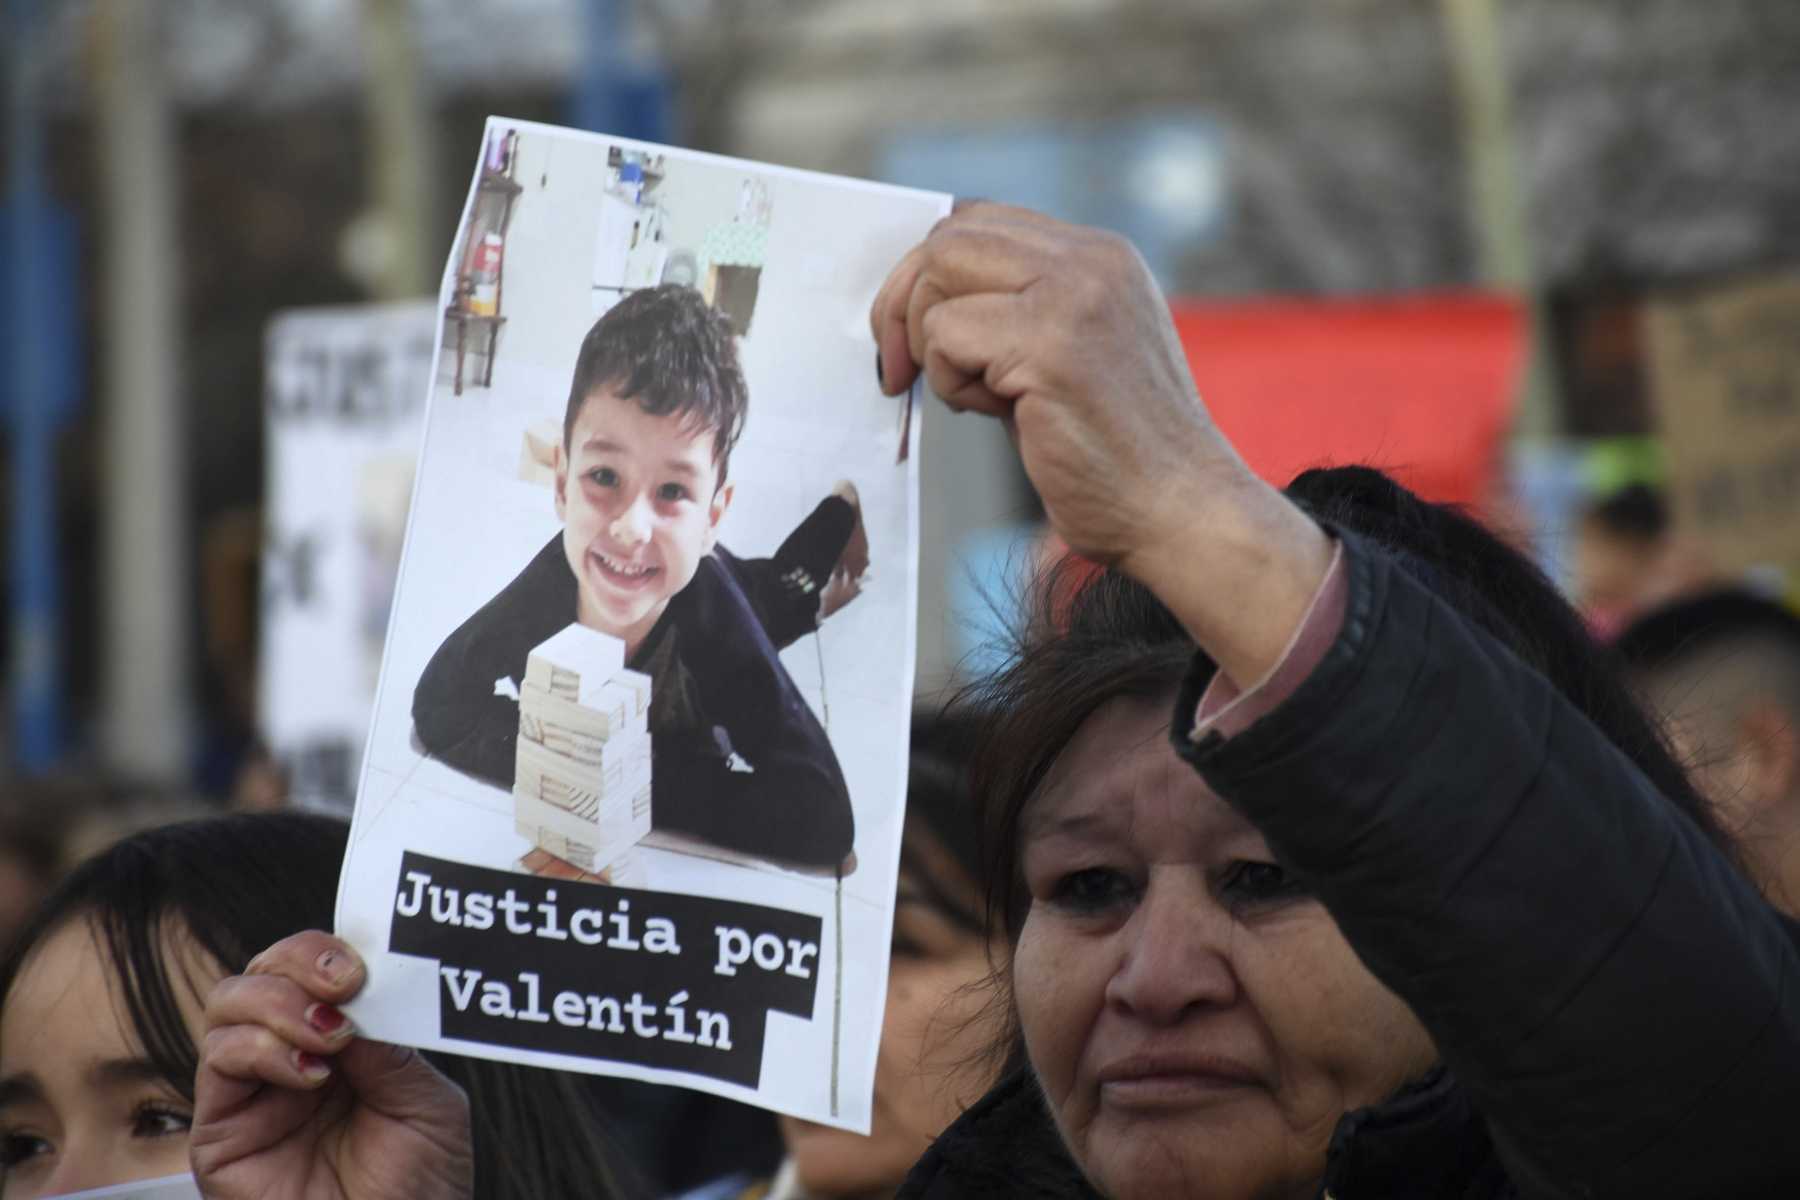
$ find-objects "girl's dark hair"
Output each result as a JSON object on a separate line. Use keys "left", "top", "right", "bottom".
{"left": 0, "top": 811, "right": 634, "bottom": 1200}
{"left": 964, "top": 466, "right": 1730, "bottom": 1053}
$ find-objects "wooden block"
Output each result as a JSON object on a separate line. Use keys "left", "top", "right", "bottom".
{"left": 520, "top": 729, "right": 651, "bottom": 786}
{"left": 515, "top": 788, "right": 650, "bottom": 850}
{"left": 519, "top": 682, "right": 647, "bottom": 748}
{"left": 613, "top": 668, "right": 653, "bottom": 717}
{"left": 524, "top": 624, "right": 626, "bottom": 705}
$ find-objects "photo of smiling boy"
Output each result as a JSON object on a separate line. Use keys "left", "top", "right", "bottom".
{"left": 412, "top": 284, "right": 861, "bottom": 871}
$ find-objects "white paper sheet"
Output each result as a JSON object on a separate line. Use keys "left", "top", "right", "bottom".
{"left": 336, "top": 117, "right": 948, "bottom": 1132}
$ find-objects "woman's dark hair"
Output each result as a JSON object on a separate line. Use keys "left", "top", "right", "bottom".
{"left": 965, "top": 464, "right": 1731, "bottom": 989}
{"left": 0, "top": 811, "right": 634, "bottom": 1200}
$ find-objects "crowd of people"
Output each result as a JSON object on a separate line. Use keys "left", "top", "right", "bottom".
{"left": 4, "top": 204, "right": 1799, "bottom": 1197}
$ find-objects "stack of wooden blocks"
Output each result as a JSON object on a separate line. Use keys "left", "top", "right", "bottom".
{"left": 514, "top": 623, "right": 653, "bottom": 884}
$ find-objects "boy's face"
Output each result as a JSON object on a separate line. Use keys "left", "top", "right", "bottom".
{"left": 555, "top": 385, "right": 733, "bottom": 650}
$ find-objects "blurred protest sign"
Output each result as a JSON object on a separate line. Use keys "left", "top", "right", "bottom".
{"left": 259, "top": 302, "right": 434, "bottom": 809}
{"left": 1169, "top": 294, "right": 1525, "bottom": 511}
{"left": 1647, "top": 274, "right": 1800, "bottom": 571}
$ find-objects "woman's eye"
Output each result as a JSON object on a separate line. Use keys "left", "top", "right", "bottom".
{"left": 656, "top": 481, "right": 691, "bottom": 503}
{"left": 586, "top": 466, "right": 620, "bottom": 488}
{"left": 1048, "top": 867, "right": 1135, "bottom": 914}
{"left": 130, "top": 1103, "right": 192, "bottom": 1140}
{"left": 0, "top": 1130, "right": 51, "bottom": 1167}
{"left": 1221, "top": 860, "right": 1301, "bottom": 906}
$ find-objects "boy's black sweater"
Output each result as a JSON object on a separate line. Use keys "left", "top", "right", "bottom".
{"left": 413, "top": 501, "right": 856, "bottom": 869}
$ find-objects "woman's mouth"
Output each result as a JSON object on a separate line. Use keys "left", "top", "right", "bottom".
{"left": 1096, "top": 1051, "right": 1261, "bottom": 1109}
{"left": 590, "top": 548, "right": 660, "bottom": 590}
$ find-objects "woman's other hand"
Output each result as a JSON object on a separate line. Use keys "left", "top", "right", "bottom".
{"left": 870, "top": 203, "right": 1332, "bottom": 687}
{"left": 190, "top": 931, "right": 473, "bottom": 1199}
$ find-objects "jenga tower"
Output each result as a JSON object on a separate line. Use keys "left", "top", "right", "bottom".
{"left": 514, "top": 624, "right": 653, "bottom": 882}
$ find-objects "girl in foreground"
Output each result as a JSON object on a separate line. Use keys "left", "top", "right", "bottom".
{"left": 0, "top": 812, "right": 627, "bottom": 1197}
{"left": 192, "top": 205, "right": 1800, "bottom": 1197}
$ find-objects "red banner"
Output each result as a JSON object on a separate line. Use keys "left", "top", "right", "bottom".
{"left": 1168, "top": 293, "right": 1526, "bottom": 511}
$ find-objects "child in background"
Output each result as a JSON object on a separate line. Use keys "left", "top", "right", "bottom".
{"left": 0, "top": 812, "right": 633, "bottom": 1198}
{"left": 414, "top": 284, "right": 864, "bottom": 872}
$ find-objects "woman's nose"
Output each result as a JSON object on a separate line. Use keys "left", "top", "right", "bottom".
{"left": 1103, "top": 878, "right": 1239, "bottom": 1022}
{"left": 609, "top": 494, "right": 653, "bottom": 546}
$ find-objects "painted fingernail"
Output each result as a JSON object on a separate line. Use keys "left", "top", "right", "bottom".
{"left": 293, "top": 1049, "right": 331, "bottom": 1083}
{"left": 316, "top": 948, "right": 352, "bottom": 986}
{"left": 306, "top": 1003, "right": 353, "bottom": 1041}
{"left": 875, "top": 349, "right": 885, "bottom": 390}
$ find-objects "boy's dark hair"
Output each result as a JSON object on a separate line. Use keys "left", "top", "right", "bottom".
{"left": 0, "top": 812, "right": 635, "bottom": 1200}
{"left": 564, "top": 284, "right": 749, "bottom": 488}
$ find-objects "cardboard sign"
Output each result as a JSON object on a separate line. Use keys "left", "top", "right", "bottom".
{"left": 335, "top": 118, "right": 947, "bottom": 1131}
{"left": 260, "top": 302, "right": 435, "bottom": 809}
{"left": 1646, "top": 274, "right": 1800, "bottom": 570}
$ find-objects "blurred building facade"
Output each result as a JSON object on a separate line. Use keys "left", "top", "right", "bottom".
{"left": 5, "top": 0, "right": 1799, "bottom": 777}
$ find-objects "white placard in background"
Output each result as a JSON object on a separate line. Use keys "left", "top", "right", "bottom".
{"left": 260, "top": 302, "right": 435, "bottom": 810}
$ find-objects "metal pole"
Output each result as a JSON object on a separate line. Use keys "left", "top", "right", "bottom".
{"left": 1441, "top": 0, "right": 1560, "bottom": 437}
{"left": 362, "top": 0, "right": 437, "bottom": 299}
{"left": 92, "top": 0, "right": 192, "bottom": 779}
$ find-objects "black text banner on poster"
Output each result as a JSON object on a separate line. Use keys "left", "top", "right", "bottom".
{"left": 387, "top": 852, "right": 822, "bottom": 1087}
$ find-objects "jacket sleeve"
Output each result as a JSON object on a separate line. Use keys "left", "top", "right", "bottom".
{"left": 650, "top": 555, "right": 855, "bottom": 869}
{"left": 1173, "top": 530, "right": 1800, "bottom": 1198}
{"left": 412, "top": 537, "right": 571, "bottom": 788}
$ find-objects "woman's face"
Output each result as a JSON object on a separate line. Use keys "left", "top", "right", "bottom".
{"left": 0, "top": 919, "right": 210, "bottom": 1196}
{"left": 1013, "top": 695, "right": 1436, "bottom": 1200}
{"left": 779, "top": 838, "right": 993, "bottom": 1195}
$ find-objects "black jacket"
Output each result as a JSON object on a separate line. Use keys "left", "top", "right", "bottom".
{"left": 901, "top": 532, "right": 1800, "bottom": 1198}
{"left": 412, "top": 499, "right": 857, "bottom": 868}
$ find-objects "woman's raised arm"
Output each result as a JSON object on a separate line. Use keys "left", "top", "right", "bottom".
{"left": 870, "top": 202, "right": 1332, "bottom": 690}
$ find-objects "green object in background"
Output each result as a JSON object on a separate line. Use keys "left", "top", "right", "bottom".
{"left": 1581, "top": 437, "right": 1667, "bottom": 498}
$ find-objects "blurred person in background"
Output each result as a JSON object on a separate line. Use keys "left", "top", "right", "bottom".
{"left": 0, "top": 789, "right": 77, "bottom": 959}
{"left": 0, "top": 775, "right": 213, "bottom": 955}
{"left": 683, "top": 715, "right": 1003, "bottom": 1200}
{"left": 1617, "top": 587, "right": 1800, "bottom": 914}
{"left": 1571, "top": 483, "right": 1671, "bottom": 639}
{"left": 0, "top": 812, "right": 632, "bottom": 1197}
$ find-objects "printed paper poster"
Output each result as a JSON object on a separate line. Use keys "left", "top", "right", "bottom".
{"left": 336, "top": 117, "right": 948, "bottom": 1130}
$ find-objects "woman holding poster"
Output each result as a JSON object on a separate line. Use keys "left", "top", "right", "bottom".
{"left": 195, "top": 206, "right": 1800, "bottom": 1197}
